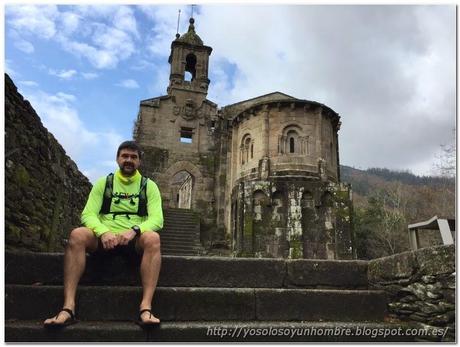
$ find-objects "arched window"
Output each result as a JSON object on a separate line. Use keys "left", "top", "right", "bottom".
{"left": 289, "top": 137, "right": 295, "bottom": 153}
{"left": 241, "top": 134, "right": 253, "bottom": 165}
{"left": 286, "top": 129, "right": 299, "bottom": 154}
{"left": 279, "top": 125, "right": 303, "bottom": 155}
{"left": 185, "top": 53, "right": 197, "bottom": 81}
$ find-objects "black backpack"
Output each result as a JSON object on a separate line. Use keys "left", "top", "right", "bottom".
{"left": 99, "top": 173, "right": 149, "bottom": 218}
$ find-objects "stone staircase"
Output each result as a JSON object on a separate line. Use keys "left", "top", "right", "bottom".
{"left": 5, "top": 251, "right": 422, "bottom": 342}
{"left": 161, "top": 208, "right": 202, "bottom": 256}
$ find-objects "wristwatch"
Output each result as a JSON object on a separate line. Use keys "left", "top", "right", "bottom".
{"left": 132, "top": 225, "right": 141, "bottom": 236}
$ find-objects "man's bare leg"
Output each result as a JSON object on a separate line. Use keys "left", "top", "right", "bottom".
{"left": 137, "top": 231, "right": 161, "bottom": 324}
{"left": 44, "top": 227, "right": 98, "bottom": 324}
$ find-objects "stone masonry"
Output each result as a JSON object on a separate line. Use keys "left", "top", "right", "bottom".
{"left": 368, "top": 245, "right": 455, "bottom": 342}
{"left": 5, "top": 74, "right": 92, "bottom": 252}
{"left": 133, "top": 18, "right": 353, "bottom": 259}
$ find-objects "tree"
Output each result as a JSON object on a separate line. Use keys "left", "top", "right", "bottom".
{"left": 433, "top": 129, "right": 456, "bottom": 178}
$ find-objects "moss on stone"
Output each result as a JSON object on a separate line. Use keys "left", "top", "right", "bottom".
{"left": 244, "top": 213, "right": 253, "bottom": 237}
{"left": 6, "top": 225, "right": 21, "bottom": 243}
{"left": 14, "top": 164, "right": 30, "bottom": 187}
{"left": 199, "top": 154, "right": 215, "bottom": 173}
{"left": 290, "top": 239, "right": 303, "bottom": 259}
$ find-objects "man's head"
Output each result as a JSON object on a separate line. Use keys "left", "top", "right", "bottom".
{"left": 116, "top": 141, "right": 142, "bottom": 176}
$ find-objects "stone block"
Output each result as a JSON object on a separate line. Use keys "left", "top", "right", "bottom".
{"left": 255, "top": 289, "right": 387, "bottom": 321}
{"left": 285, "top": 259, "right": 368, "bottom": 288}
{"left": 415, "top": 245, "right": 455, "bottom": 276}
{"left": 368, "top": 250, "right": 417, "bottom": 283}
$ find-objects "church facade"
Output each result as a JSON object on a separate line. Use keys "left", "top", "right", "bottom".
{"left": 134, "top": 18, "right": 354, "bottom": 259}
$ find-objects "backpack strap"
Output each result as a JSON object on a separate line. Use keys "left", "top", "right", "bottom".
{"left": 99, "top": 173, "right": 114, "bottom": 215}
{"left": 137, "top": 176, "right": 149, "bottom": 217}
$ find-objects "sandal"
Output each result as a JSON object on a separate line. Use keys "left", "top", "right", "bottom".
{"left": 44, "top": 308, "right": 78, "bottom": 328}
{"left": 135, "top": 308, "right": 160, "bottom": 328}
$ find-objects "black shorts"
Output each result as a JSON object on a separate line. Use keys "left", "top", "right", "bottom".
{"left": 93, "top": 235, "right": 141, "bottom": 257}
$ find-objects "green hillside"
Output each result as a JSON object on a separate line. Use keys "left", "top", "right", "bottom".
{"left": 340, "top": 165, "right": 455, "bottom": 259}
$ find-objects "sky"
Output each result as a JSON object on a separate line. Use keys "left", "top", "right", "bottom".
{"left": 4, "top": 4, "right": 456, "bottom": 182}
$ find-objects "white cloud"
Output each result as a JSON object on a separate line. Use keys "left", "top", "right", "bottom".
{"left": 7, "top": 4, "right": 139, "bottom": 70}
{"left": 113, "top": 6, "right": 139, "bottom": 39}
{"left": 57, "top": 38, "right": 119, "bottom": 69}
{"left": 49, "top": 69, "right": 77, "bottom": 80}
{"left": 140, "top": 5, "right": 184, "bottom": 57}
{"left": 192, "top": 5, "right": 455, "bottom": 175}
{"left": 5, "top": 60, "right": 19, "bottom": 78}
{"left": 59, "top": 11, "right": 80, "bottom": 35}
{"left": 19, "top": 80, "right": 39, "bottom": 87}
{"left": 82, "top": 72, "right": 99, "bottom": 80}
{"left": 116, "top": 79, "right": 140, "bottom": 89}
{"left": 91, "top": 24, "right": 135, "bottom": 60}
{"left": 6, "top": 5, "right": 58, "bottom": 39}
{"left": 14, "top": 39, "right": 34, "bottom": 54}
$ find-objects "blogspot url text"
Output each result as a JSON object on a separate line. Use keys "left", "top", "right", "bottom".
{"left": 206, "top": 326, "right": 449, "bottom": 340}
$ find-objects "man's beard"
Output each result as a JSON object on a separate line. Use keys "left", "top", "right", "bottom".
{"left": 120, "top": 163, "right": 135, "bottom": 176}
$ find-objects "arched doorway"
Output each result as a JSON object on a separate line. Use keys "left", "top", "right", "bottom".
{"left": 171, "top": 170, "right": 193, "bottom": 209}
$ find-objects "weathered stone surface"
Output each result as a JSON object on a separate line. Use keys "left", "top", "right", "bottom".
{"left": 255, "top": 289, "right": 387, "bottom": 321}
{"left": 285, "top": 259, "right": 368, "bottom": 288}
{"left": 5, "top": 251, "right": 287, "bottom": 288}
{"left": 368, "top": 250, "right": 417, "bottom": 283}
{"left": 368, "top": 245, "right": 455, "bottom": 339}
{"left": 5, "top": 74, "right": 91, "bottom": 252}
{"left": 6, "top": 285, "right": 256, "bottom": 321}
{"left": 415, "top": 245, "right": 455, "bottom": 276}
{"left": 5, "top": 321, "right": 423, "bottom": 342}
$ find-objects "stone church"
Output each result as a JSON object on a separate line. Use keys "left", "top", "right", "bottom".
{"left": 134, "top": 18, "right": 354, "bottom": 259}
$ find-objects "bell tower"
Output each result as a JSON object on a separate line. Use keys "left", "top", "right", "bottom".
{"left": 167, "top": 18, "right": 213, "bottom": 104}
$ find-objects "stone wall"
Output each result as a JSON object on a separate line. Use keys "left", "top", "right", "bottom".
{"left": 368, "top": 245, "right": 455, "bottom": 342}
{"left": 231, "top": 179, "right": 354, "bottom": 259}
{"left": 5, "top": 74, "right": 92, "bottom": 252}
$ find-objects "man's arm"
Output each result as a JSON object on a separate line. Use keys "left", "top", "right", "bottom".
{"left": 81, "top": 177, "right": 111, "bottom": 237}
{"left": 138, "top": 180, "right": 164, "bottom": 233}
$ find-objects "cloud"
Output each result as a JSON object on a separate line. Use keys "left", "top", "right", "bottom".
{"left": 14, "top": 39, "right": 34, "bottom": 54}
{"left": 82, "top": 72, "right": 99, "bottom": 80}
{"left": 116, "top": 79, "right": 140, "bottom": 89}
{"left": 58, "top": 11, "right": 80, "bottom": 35}
{"left": 139, "top": 5, "right": 184, "bottom": 57}
{"left": 192, "top": 5, "right": 455, "bottom": 175}
{"left": 6, "top": 5, "right": 58, "bottom": 39}
{"left": 7, "top": 4, "right": 139, "bottom": 70}
{"left": 113, "top": 6, "right": 139, "bottom": 39}
{"left": 49, "top": 69, "right": 77, "bottom": 80}
{"left": 19, "top": 80, "right": 39, "bottom": 87}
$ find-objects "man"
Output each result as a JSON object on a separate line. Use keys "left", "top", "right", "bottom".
{"left": 44, "top": 141, "right": 163, "bottom": 327}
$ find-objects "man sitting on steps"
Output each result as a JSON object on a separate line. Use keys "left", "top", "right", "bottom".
{"left": 44, "top": 140, "right": 163, "bottom": 327}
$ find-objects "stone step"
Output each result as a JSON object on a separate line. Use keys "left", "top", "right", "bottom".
{"left": 161, "top": 243, "right": 200, "bottom": 250}
{"left": 160, "top": 228, "right": 200, "bottom": 237}
{"left": 163, "top": 215, "right": 197, "bottom": 222}
{"left": 162, "top": 250, "right": 200, "bottom": 256}
{"left": 162, "top": 247, "right": 200, "bottom": 256}
{"left": 161, "top": 233, "right": 200, "bottom": 245}
{"left": 6, "top": 285, "right": 387, "bottom": 322}
{"left": 6, "top": 251, "right": 369, "bottom": 288}
{"left": 161, "top": 236, "right": 200, "bottom": 248}
{"left": 5, "top": 320, "right": 424, "bottom": 342}
{"left": 164, "top": 208, "right": 197, "bottom": 215}
{"left": 164, "top": 218, "right": 198, "bottom": 224}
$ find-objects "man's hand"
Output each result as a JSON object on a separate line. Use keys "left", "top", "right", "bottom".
{"left": 101, "top": 232, "right": 119, "bottom": 250}
{"left": 118, "top": 229, "right": 136, "bottom": 246}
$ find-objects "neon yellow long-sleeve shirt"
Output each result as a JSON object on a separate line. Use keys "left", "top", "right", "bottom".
{"left": 81, "top": 169, "right": 164, "bottom": 237}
